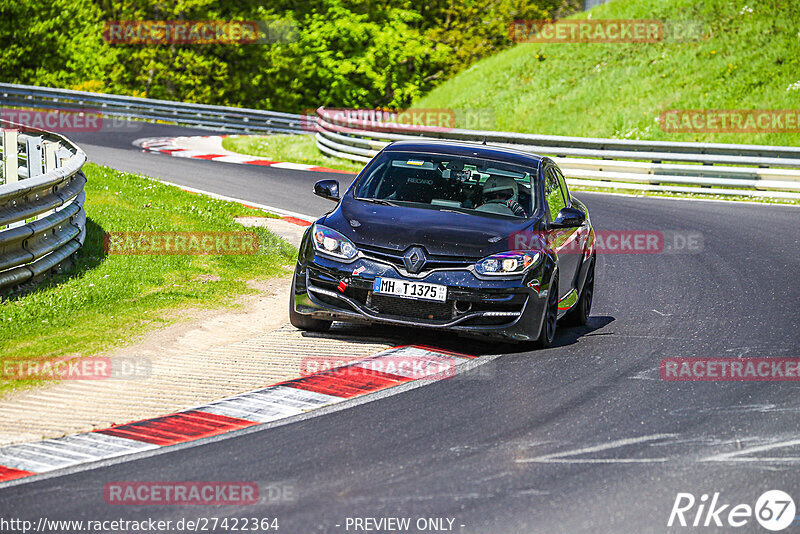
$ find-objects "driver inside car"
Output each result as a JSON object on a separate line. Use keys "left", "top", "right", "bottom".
{"left": 476, "top": 176, "right": 527, "bottom": 217}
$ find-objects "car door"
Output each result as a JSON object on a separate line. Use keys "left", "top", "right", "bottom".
{"left": 543, "top": 165, "right": 581, "bottom": 299}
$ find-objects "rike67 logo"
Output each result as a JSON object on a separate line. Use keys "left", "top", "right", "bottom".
{"left": 668, "top": 490, "right": 796, "bottom": 531}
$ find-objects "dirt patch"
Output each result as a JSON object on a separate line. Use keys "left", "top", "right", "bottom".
{"left": 109, "top": 277, "right": 292, "bottom": 358}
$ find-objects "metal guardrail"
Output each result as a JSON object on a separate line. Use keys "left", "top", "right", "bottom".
{"left": 0, "top": 121, "right": 87, "bottom": 293}
{"left": 0, "top": 83, "right": 307, "bottom": 135}
{"left": 314, "top": 108, "right": 800, "bottom": 199}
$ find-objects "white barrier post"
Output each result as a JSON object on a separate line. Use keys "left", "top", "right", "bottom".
{"left": 44, "top": 140, "right": 58, "bottom": 172}
{"left": 2, "top": 128, "right": 19, "bottom": 184}
{"left": 26, "top": 135, "right": 45, "bottom": 177}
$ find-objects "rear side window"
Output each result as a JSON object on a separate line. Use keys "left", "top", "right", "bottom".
{"left": 544, "top": 167, "right": 566, "bottom": 221}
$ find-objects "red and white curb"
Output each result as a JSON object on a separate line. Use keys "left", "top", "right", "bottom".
{"left": 134, "top": 136, "right": 352, "bottom": 175}
{"left": 0, "top": 346, "right": 478, "bottom": 486}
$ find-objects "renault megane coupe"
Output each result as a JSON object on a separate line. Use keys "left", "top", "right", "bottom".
{"left": 290, "top": 140, "right": 596, "bottom": 346}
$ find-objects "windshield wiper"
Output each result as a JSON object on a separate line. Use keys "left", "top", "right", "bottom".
{"left": 357, "top": 198, "right": 395, "bottom": 206}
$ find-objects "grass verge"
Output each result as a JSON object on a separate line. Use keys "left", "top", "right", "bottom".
{"left": 0, "top": 162, "right": 297, "bottom": 396}
{"left": 222, "top": 133, "right": 364, "bottom": 173}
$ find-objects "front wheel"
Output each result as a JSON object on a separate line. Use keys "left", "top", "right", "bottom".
{"left": 533, "top": 273, "right": 559, "bottom": 349}
{"left": 289, "top": 272, "right": 332, "bottom": 332}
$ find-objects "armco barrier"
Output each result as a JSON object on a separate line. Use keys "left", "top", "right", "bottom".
{"left": 313, "top": 107, "right": 800, "bottom": 199}
{"left": 0, "top": 121, "right": 87, "bottom": 293}
{"left": 0, "top": 83, "right": 307, "bottom": 134}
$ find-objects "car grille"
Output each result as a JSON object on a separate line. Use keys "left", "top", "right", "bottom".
{"left": 358, "top": 244, "right": 477, "bottom": 271}
{"left": 368, "top": 294, "right": 453, "bottom": 320}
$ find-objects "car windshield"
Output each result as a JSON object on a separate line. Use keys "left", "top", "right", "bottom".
{"left": 353, "top": 152, "right": 537, "bottom": 218}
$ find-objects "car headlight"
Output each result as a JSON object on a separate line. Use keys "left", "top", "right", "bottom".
{"left": 312, "top": 224, "right": 358, "bottom": 260}
{"left": 474, "top": 251, "right": 541, "bottom": 276}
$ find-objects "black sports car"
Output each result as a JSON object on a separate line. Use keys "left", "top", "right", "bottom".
{"left": 290, "top": 140, "right": 596, "bottom": 346}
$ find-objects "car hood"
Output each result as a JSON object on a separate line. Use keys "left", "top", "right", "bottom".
{"left": 323, "top": 197, "right": 538, "bottom": 257}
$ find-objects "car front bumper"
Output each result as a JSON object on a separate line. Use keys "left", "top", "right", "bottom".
{"left": 292, "top": 252, "right": 551, "bottom": 342}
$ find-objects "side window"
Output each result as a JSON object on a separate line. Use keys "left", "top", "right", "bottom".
{"left": 554, "top": 167, "right": 570, "bottom": 205}
{"left": 544, "top": 167, "right": 566, "bottom": 221}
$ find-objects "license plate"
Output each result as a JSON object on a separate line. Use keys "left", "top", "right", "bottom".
{"left": 373, "top": 277, "right": 447, "bottom": 302}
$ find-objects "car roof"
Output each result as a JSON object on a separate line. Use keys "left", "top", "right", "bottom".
{"left": 382, "top": 140, "right": 545, "bottom": 169}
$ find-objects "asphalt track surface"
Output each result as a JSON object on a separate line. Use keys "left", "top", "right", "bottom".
{"left": 2, "top": 122, "right": 799, "bottom": 533}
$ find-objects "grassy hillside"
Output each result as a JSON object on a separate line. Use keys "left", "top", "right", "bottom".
{"left": 415, "top": 0, "right": 800, "bottom": 146}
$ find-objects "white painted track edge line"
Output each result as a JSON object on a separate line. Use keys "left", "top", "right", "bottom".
{"left": 154, "top": 179, "right": 317, "bottom": 222}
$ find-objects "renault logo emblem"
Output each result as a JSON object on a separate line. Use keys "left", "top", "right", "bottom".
{"left": 403, "top": 246, "right": 427, "bottom": 274}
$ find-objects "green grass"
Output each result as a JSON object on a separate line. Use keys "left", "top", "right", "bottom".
{"left": 414, "top": 0, "right": 800, "bottom": 146}
{"left": 0, "top": 162, "right": 297, "bottom": 396}
{"left": 222, "top": 134, "right": 364, "bottom": 173}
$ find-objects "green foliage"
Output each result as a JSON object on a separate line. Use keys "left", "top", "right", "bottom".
{"left": 416, "top": 0, "right": 800, "bottom": 146}
{"left": 0, "top": 0, "right": 114, "bottom": 88}
{"left": 0, "top": 0, "right": 573, "bottom": 111}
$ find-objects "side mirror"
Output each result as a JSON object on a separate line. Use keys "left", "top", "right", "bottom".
{"left": 552, "top": 207, "right": 585, "bottom": 228}
{"left": 314, "top": 179, "right": 340, "bottom": 202}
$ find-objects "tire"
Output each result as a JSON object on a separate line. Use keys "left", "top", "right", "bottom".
{"left": 289, "top": 272, "right": 332, "bottom": 332}
{"left": 533, "top": 273, "right": 559, "bottom": 349}
{"left": 563, "top": 255, "right": 595, "bottom": 327}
